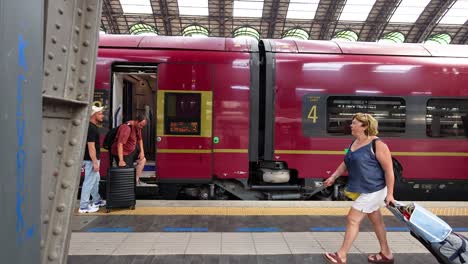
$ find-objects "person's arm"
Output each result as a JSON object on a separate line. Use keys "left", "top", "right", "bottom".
{"left": 87, "top": 142, "right": 99, "bottom": 172}
{"left": 117, "top": 125, "right": 130, "bottom": 167}
{"left": 117, "top": 143, "right": 125, "bottom": 166}
{"left": 324, "top": 161, "right": 347, "bottom": 187}
{"left": 138, "top": 139, "right": 145, "bottom": 160}
{"left": 375, "top": 140, "right": 395, "bottom": 205}
{"left": 136, "top": 128, "right": 145, "bottom": 160}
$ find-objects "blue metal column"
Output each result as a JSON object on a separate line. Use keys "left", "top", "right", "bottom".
{"left": 0, "top": 0, "right": 43, "bottom": 263}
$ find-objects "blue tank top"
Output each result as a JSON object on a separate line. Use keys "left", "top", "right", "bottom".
{"left": 344, "top": 140, "right": 386, "bottom": 194}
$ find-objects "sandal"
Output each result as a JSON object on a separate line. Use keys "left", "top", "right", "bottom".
{"left": 368, "top": 252, "right": 394, "bottom": 263}
{"left": 324, "top": 252, "right": 346, "bottom": 264}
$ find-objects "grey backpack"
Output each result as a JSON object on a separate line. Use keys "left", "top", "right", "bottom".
{"left": 431, "top": 232, "right": 467, "bottom": 264}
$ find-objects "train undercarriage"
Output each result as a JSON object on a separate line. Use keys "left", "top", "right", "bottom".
{"left": 153, "top": 160, "right": 348, "bottom": 201}
{"left": 150, "top": 175, "right": 468, "bottom": 201}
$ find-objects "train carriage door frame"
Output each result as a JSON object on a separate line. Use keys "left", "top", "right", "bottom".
{"left": 156, "top": 63, "right": 213, "bottom": 182}
{"left": 111, "top": 64, "right": 158, "bottom": 163}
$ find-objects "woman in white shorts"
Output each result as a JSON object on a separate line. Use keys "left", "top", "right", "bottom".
{"left": 323, "top": 113, "right": 396, "bottom": 264}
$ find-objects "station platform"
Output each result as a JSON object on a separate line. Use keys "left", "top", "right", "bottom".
{"left": 68, "top": 201, "right": 468, "bottom": 264}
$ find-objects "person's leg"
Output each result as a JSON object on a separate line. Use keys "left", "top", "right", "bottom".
{"left": 90, "top": 160, "right": 102, "bottom": 204}
{"left": 129, "top": 146, "right": 146, "bottom": 183}
{"left": 80, "top": 161, "right": 94, "bottom": 209}
{"left": 113, "top": 155, "right": 119, "bottom": 167}
{"left": 135, "top": 156, "right": 146, "bottom": 183}
{"left": 337, "top": 207, "right": 367, "bottom": 261}
{"left": 121, "top": 150, "right": 141, "bottom": 184}
{"left": 368, "top": 209, "right": 393, "bottom": 261}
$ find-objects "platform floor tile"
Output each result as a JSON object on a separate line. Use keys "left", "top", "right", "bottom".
{"left": 68, "top": 253, "right": 442, "bottom": 264}
{"left": 68, "top": 231, "right": 466, "bottom": 256}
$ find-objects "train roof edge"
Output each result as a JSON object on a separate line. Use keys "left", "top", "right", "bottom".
{"left": 98, "top": 35, "right": 468, "bottom": 58}
{"left": 261, "top": 39, "right": 468, "bottom": 58}
{"left": 98, "top": 34, "right": 258, "bottom": 53}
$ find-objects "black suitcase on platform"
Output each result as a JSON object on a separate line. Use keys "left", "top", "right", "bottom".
{"left": 106, "top": 167, "right": 136, "bottom": 213}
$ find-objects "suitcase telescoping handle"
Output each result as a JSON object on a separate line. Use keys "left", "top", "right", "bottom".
{"left": 387, "top": 200, "right": 396, "bottom": 208}
{"left": 386, "top": 200, "right": 411, "bottom": 222}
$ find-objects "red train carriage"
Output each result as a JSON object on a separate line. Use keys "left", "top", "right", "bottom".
{"left": 261, "top": 39, "right": 468, "bottom": 200}
{"left": 91, "top": 35, "right": 468, "bottom": 201}
{"left": 94, "top": 35, "right": 259, "bottom": 199}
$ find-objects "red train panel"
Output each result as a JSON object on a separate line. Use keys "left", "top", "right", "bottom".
{"left": 271, "top": 39, "right": 468, "bottom": 181}
{"left": 90, "top": 35, "right": 468, "bottom": 200}
{"left": 94, "top": 36, "right": 255, "bottom": 184}
{"left": 212, "top": 62, "right": 251, "bottom": 179}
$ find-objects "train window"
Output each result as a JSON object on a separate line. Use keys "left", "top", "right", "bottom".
{"left": 327, "top": 96, "right": 406, "bottom": 136}
{"left": 164, "top": 93, "right": 201, "bottom": 135}
{"left": 426, "top": 99, "right": 468, "bottom": 138}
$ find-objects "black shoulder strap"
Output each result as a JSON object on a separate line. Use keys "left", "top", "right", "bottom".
{"left": 348, "top": 139, "right": 356, "bottom": 150}
{"left": 371, "top": 138, "right": 381, "bottom": 154}
{"left": 349, "top": 139, "right": 356, "bottom": 150}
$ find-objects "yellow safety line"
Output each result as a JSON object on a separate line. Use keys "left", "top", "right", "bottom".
{"left": 156, "top": 149, "right": 248, "bottom": 154}
{"left": 104, "top": 149, "right": 468, "bottom": 156}
{"left": 275, "top": 150, "right": 468, "bottom": 157}
{"left": 275, "top": 150, "right": 344, "bottom": 155}
{"left": 157, "top": 149, "right": 211, "bottom": 154}
{"left": 392, "top": 151, "right": 468, "bottom": 157}
{"left": 213, "top": 149, "right": 248, "bottom": 153}
{"left": 76, "top": 207, "right": 468, "bottom": 216}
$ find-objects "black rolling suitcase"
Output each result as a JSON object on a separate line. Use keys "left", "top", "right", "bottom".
{"left": 106, "top": 167, "right": 136, "bottom": 213}
{"left": 388, "top": 201, "right": 467, "bottom": 264}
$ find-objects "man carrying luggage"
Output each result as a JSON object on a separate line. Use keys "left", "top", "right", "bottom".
{"left": 111, "top": 114, "right": 147, "bottom": 185}
{"left": 79, "top": 106, "right": 106, "bottom": 213}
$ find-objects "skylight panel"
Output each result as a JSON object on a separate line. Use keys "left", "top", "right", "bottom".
{"left": 120, "top": 0, "right": 152, "bottom": 14}
{"left": 233, "top": 0, "right": 264, "bottom": 18}
{"left": 287, "top": 0, "right": 319, "bottom": 19}
{"left": 339, "top": 0, "right": 376, "bottom": 21}
{"left": 439, "top": 0, "right": 468, "bottom": 24}
{"left": 389, "top": 0, "right": 431, "bottom": 23}
{"left": 178, "top": 0, "right": 209, "bottom": 16}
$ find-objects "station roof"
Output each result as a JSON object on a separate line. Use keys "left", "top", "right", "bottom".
{"left": 100, "top": 0, "right": 468, "bottom": 45}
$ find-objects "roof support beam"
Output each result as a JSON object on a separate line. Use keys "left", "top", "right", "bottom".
{"left": 103, "top": 0, "right": 120, "bottom": 33}
{"left": 266, "top": 0, "right": 281, "bottom": 38}
{"left": 150, "top": 0, "right": 159, "bottom": 34}
{"left": 461, "top": 29, "right": 468, "bottom": 44}
{"left": 159, "top": 0, "right": 172, "bottom": 35}
{"left": 318, "top": 0, "right": 346, "bottom": 40}
{"left": 219, "top": 0, "right": 226, "bottom": 37}
{"left": 361, "top": 0, "right": 401, "bottom": 42}
{"left": 406, "top": 0, "right": 456, "bottom": 43}
{"left": 452, "top": 20, "right": 468, "bottom": 44}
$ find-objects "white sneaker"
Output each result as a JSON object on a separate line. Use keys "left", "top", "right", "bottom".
{"left": 137, "top": 180, "right": 150, "bottom": 186}
{"left": 78, "top": 204, "right": 99, "bottom": 213}
{"left": 93, "top": 199, "right": 106, "bottom": 207}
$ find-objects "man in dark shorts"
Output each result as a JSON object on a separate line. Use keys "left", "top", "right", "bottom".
{"left": 111, "top": 114, "right": 147, "bottom": 185}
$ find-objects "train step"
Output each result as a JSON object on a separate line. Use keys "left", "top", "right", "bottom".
{"left": 250, "top": 184, "right": 301, "bottom": 191}
{"left": 140, "top": 170, "right": 156, "bottom": 179}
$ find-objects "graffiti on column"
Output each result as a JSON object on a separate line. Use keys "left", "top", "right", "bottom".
{"left": 16, "top": 34, "right": 35, "bottom": 244}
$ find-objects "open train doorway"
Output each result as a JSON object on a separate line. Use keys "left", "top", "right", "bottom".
{"left": 111, "top": 64, "right": 158, "bottom": 186}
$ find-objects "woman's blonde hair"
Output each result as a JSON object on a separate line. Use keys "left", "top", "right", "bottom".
{"left": 353, "top": 113, "right": 379, "bottom": 136}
